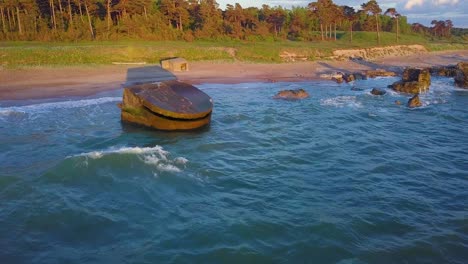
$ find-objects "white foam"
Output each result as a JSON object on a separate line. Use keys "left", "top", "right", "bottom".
{"left": 0, "top": 97, "right": 121, "bottom": 115}
{"left": 320, "top": 96, "right": 362, "bottom": 108}
{"left": 174, "top": 157, "right": 189, "bottom": 165}
{"left": 76, "top": 146, "right": 187, "bottom": 173}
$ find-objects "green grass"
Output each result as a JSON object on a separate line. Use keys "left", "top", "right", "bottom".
{"left": 0, "top": 32, "right": 466, "bottom": 69}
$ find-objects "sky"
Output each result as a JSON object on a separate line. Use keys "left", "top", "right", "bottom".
{"left": 216, "top": 0, "right": 468, "bottom": 28}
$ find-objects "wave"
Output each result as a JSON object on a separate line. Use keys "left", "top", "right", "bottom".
{"left": 0, "top": 97, "right": 121, "bottom": 115}
{"left": 320, "top": 96, "right": 362, "bottom": 108}
{"left": 75, "top": 146, "right": 188, "bottom": 174}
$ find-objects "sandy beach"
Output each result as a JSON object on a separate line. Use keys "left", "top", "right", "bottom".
{"left": 1, "top": 50, "right": 467, "bottom": 101}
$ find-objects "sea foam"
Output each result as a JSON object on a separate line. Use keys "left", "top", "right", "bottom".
{"left": 320, "top": 96, "right": 362, "bottom": 108}
{"left": 0, "top": 97, "right": 121, "bottom": 115}
{"left": 76, "top": 146, "right": 187, "bottom": 173}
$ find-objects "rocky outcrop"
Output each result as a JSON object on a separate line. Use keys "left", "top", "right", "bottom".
{"left": 430, "top": 65, "right": 457, "bottom": 77}
{"left": 391, "top": 68, "right": 431, "bottom": 94}
{"left": 119, "top": 81, "right": 213, "bottom": 131}
{"left": 365, "top": 69, "right": 397, "bottom": 78}
{"left": 455, "top": 62, "right": 468, "bottom": 88}
{"left": 343, "top": 73, "right": 367, "bottom": 82}
{"left": 332, "top": 45, "right": 427, "bottom": 60}
{"left": 408, "top": 94, "right": 422, "bottom": 108}
{"left": 371, "top": 88, "right": 386, "bottom": 95}
{"left": 274, "top": 89, "right": 309, "bottom": 100}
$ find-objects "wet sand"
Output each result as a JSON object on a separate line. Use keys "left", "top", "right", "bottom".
{"left": 1, "top": 50, "right": 467, "bottom": 100}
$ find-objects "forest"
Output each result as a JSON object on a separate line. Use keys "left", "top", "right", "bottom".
{"left": 0, "top": 0, "right": 460, "bottom": 42}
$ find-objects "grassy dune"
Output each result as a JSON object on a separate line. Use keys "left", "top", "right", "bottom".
{"left": 0, "top": 32, "right": 466, "bottom": 69}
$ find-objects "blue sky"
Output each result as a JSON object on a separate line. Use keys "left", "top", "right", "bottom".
{"left": 216, "top": 0, "right": 468, "bottom": 27}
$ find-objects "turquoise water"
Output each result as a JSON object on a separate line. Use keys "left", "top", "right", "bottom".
{"left": 1, "top": 78, "right": 467, "bottom": 263}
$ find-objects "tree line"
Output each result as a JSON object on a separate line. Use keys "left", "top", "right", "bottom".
{"left": 0, "top": 0, "right": 456, "bottom": 42}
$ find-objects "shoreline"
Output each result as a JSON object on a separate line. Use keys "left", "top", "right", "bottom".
{"left": 1, "top": 50, "right": 467, "bottom": 101}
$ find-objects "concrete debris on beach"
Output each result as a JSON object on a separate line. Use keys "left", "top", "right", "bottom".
{"left": 119, "top": 81, "right": 213, "bottom": 131}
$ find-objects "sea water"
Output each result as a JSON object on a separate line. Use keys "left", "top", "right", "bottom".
{"left": 0, "top": 78, "right": 467, "bottom": 263}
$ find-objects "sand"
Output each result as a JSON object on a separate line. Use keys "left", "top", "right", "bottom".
{"left": 1, "top": 50, "right": 467, "bottom": 101}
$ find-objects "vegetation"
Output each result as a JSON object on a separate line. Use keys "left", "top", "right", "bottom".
{"left": 0, "top": 0, "right": 466, "bottom": 68}
{"left": 0, "top": 0, "right": 463, "bottom": 42}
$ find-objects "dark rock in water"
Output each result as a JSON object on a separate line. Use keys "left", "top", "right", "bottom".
{"left": 351, "top": 87, "right": 364, "bottom": 91}
{"left": 343, "top": 73, "right": 367, "bottom": 83}
{"left": 408, "top": 94, "right": 422, "bottom": 108}
{"left": 455, "top": 62, "right": 468, "bottom": 88}
{"left": 343, "top": 73, "right": 355, "bottom": 83}
{"left": 430, "top": 65, "right": 457, "bottom": 77}
{"left": 365, "top": 69, "right": 397, "bottom": 78}
{"left": 370, "top": 88, "right": 386, "bottom": 96}
{"left": 274, "top": 89, "right": 309, "bottom": 100}
{"left": 119, "top": 81, "right": 213, "bottom": 131}
{"left": 391, "top": 68, "right": 431, "bottom": 94}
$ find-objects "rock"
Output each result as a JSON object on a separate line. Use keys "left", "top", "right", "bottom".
{"left": 407, "top": 94, "right": 422, "bottom": 108}
{"left": 274, "top": 89, "right": 309, "bottom": 100}
{"left": 119, "top": 81, "right": 213, "bottom": 131}
{"left": 366, "top": 69, "right": 397, "bottom": 78}
{"left": 342, "top": 73, "right": 367, "bottom": 83}
{"left": 370, "top": 88, "right": 386, "bottom": 95}
{"left": 430, "top": 65, "right": 457, "bottom": 77}
{"left": 395, "top": 100, "right": 402, "bottom": 105}
{"left": 332, "top": 77, "right": 343, "bottom": 84}
{"left": 351, "top": 87, "right": 364, "bottom": 91}
{"left": 343, "top": 73, "right": 355, "bottom": 83}
{"left": 391, "top": 68, "right": 431, "bottom": 94}
{"left": 455, "top": 62, "right": 468, "bottom": 88}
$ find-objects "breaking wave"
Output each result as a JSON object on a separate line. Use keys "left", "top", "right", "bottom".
{"left": 0, "top": 97, "right": 121, "bottom": 115}
{"left": 75, "top": 146, "right": 188, "bottom": 173}
{"left": 320, "top": 95, "right": 362, "bottom": 108}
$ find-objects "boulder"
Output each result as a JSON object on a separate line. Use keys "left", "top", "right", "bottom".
{"left": 332, "top": 77, "right": 344, "bottom": 84}
{"left": 395, "top": 100, "right": 402, "bottom": 105}
{"left": 365, "top": 69, "right": 397, "bottom": 78}
{"left": 391, "top": 68, "right": 431, "bottom": 94}
{"left": 370, "top": 88, "right": 386, "bottom": 95}
{"left": 430, "top": 65, "right": 457, "bottom": 77}
{"left": 274, "top": 89, "right": 309, "bottom": 100}
{"left": 343, "top": 73, "right": 367, "bottom": 83}
{"left": 408, "top": 94, "right": 422, "bottom": 108}
{"left": 119, "top": 81, "right": 213, "bottom": 131}
{"left": 455, "top": 62, "right": 468, "bottom": 88}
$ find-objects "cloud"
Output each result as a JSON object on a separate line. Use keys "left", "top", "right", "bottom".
{"left": 405, "top": 0, "right": 424, "bottom": 10}
{"left": 433, "top": 0, "right": 459, "bottom": 5}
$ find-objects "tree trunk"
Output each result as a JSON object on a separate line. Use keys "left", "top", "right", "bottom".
{"left": 179, "top": 14, "right": 182, "bottom": 31}
{"left": 396, "top": 17, "right": 399, "bottom": 43}
{"left": 350, "top": 22, "right": 353, "bottom": 42}
{"left": 10, "top": 8, "right": 15, "bottom": 27}
{"left": 107, "top": 0, "right": 111, "bottom": 30}
{"left": 144, "top": 6, "right": 148, "bottom": 20}
{"left": 67, "top": 0, "right": 73, "bottom": 28}
{"left": 1, "top": 7, "right": 6, "bottom": 33}
{"left": 78, "top": 2, "right": 84, "bottom": 23}
{"left": 375, "top": 14, "right": 380, "bottom": 45}
{"left": 84, "top": 2, "right": 94, "bottom": 39}
{"left": 50, "top": 0, "right": 57, "bottom": 30}
{"left": 58, "top": 0, "right": 64, "bottom": 29}
{"left": 16, "top": 7, "right": 22, "bottom": 35}
{"left": 320, "top": 23, "right": 324, "bottom": 41}
{"left": 334, "top": 23, "right": 336, "bottom": 41}
{"left": 6, "top": 8, "right": 12, "bottom": 29}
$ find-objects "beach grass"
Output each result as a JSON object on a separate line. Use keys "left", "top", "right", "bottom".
{"left": 0, "top": 31, "right": 466, "bottom": 69}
